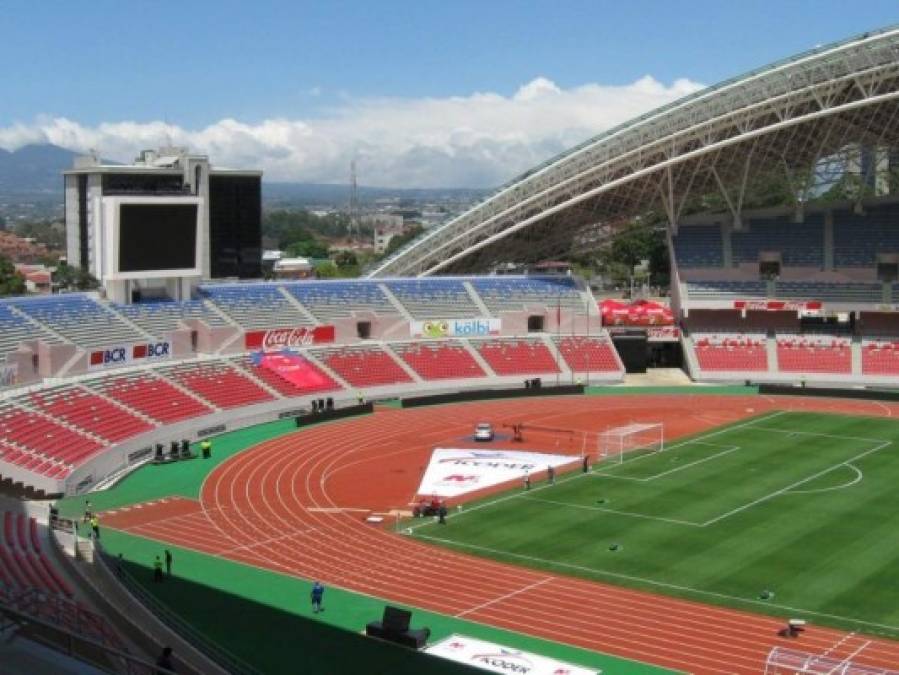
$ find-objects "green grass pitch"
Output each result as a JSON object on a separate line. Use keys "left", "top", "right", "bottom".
{"left": 410, "top": 411, "right": 899, "bottom": 638}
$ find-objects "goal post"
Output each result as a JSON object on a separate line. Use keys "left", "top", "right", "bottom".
{"left": 598, "top": 422, "right": 664, "bottom": 464}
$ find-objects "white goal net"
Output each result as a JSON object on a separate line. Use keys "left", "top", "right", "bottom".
{"left": 598, "top": 422, "right": 664, "bottom": 464}
{"left": 764, "top": 647, "right": 899, "bottom": 675}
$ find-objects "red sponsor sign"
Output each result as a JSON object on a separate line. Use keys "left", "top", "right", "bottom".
{"left": 600, "top": 298, "right": 674, "bottom": 326}
{"left": 244, "top": 325, "right": 335, "bottom": 351}
{"left": 733, "top": 300, "right": 822, "bottom": 311}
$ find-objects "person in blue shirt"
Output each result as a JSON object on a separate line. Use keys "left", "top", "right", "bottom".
{"left": 311, "top": 581, "right": 325, "bottom": 614}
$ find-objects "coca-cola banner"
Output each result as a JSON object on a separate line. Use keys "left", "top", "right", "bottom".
{"left": 733, "top": 300, "right": 822, "bottom": 311}
{"left": 244, "top": 326, "right": 336, "bottom": 351}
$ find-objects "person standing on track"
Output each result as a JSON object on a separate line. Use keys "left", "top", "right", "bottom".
{"left": 523, "top": 470, "right": 531, "bottom": 491}
{"left": 547, "top": 465, "right": 555, "bottom": 485}
{"left": 311, "top": 581, "right": 325, "bottom": 614}
{"left": 165, "top": 549, "right": 173, "bottom": 576}
{"left": 90, "top": 515, "right": 100, "bottom": 539}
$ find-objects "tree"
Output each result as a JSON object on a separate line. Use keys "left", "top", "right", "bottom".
{"left": 603, "top": 222, "right": 669, "bottom": 287}
{"left": 384, "top": 224, "right": 424, "bottom": 257}
{"left": 333, "top": 250, "right": 358, "bottom": 268}
{"left": 314, "top": 261, "right": 340, "bottom": 279}
{"left": 54, "top": 262, "right": 99, "bottom": 291}
{"left": 285, "top": 239, "right": 329, "bottom": 259}
{"left": 0, "top": 255, "right": 26, "bottom": 296}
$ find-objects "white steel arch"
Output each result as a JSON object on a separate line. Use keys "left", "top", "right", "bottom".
{"left": 369, "top": 26, "right": 899, "bottom": 277}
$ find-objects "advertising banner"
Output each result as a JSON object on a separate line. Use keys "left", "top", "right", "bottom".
{"left": 411, "top": 318, "right": 501, "bottom": 339}
{"left": 426, "top": 634, "right": 598, "bottom": 675}
{"left": 244, "top": 325, "right": 335, "bottom": 351}
{"left": 251, "top": 350, "right": 334, "bottom": 390}
{"left": 88, "top": 341, "right": 172, "bottom": 370}
{"left": 600, "top": 299, "right": 673, "bottom": 327}
{"left": 417, "top": 448, "right": 579, "bottom": 498}
{"left": 733, "top": 300, "right": 822, "bottom": 311}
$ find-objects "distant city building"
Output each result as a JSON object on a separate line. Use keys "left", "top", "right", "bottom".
{"left": 361, "top": 213, "right": 405, "bottom": 253}
{"left": 63, "top": 146, "right": 262, "bottom": 303}
{"left": 272, "top": 256, "right": 313, "bottom": 279}
{"left": 14, "top": 264, "right": 51, "bottom": 294}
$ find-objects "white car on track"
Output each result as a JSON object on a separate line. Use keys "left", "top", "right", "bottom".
{"left": 474, "top": 422, "right": 494, "bottom": 442}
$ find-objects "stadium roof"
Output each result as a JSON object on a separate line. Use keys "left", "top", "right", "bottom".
{"left": 369, "top": 25, "right": 899, "bottom": 277}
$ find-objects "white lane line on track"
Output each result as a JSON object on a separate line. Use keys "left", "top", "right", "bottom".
{"left": 827, "top": 640, "right": 872, "bottom": 673}
{"left": 455, "top": 576, "right": 554, "bottom": 618}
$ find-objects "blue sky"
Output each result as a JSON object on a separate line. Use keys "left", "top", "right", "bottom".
{"left": 2, "top": 1, "right": 897, "bottom": 186}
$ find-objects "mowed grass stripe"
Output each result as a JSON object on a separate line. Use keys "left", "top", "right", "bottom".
{"left": 414, "top": 412, "right": 899, "bottom": 635}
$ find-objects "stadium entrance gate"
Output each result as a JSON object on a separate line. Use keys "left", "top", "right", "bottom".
{"left": 610, "top": 330, "right": 647, "bottom": 373}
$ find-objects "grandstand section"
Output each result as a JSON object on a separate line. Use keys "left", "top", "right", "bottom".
{"left": 385, "top": 278, "right": 480, "bottom": 318}
{"left": 311, "top": 345, "right": 414, "bottom": 387}
{"left": 11, "top": 295, "right": 148, "bottom": 348}
{"left": 199, "top": 283, "right": 313, "bottom": 329}
{"left": 85, "top": 372, "right": 212, "bottom": 423}
{"left": 29, "top": 385, "right": 154, "bottom": 443}
{"left": 470, "top": 276, "right": 586, "bottom": 314}
{"left": 158, "top": 360, "right": 275, "bottom": 409}
{"left": 113, "top": 299, "right": 229, "bottom": 336}
{"left": 472, "top": 337, "right": 560, "bottom": 375}
{"left": 285, "top": 280, "right": 396, "bottom": 320}
{"left": 552, "top": 335, "right": 623, "bottom": 375}
{"left": 392, "top": 340, "right": 486, "bottom": 380}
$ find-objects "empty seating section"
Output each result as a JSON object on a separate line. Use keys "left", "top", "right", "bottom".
{"left": 11, "top": 295, "right": 148, "bottom": 348}
{"left": 673, "top": 225, "right": 723, "bottom": 267}
{"left": 201, "top": 285, "right": 312, "bottom": 329}
{"left": 693, "top": 333, "right": 767, "bottom": 371}
{"left": 552, "top": 336, "right": 621, "bottom": 372}
{"left": 232, "top": 354, "right": 340, "bottom": 396}
{"left": 313, "top": 346, "right": 412, "bottom": 387}
{"left": 286, "top": 281, "right": 394, "bottom": 321}
{"left": 833, "top": 204, "right": 899, "bottom": 267}
{"left": 114, "top": 300, "right": 229, "bottom": 337}
{"left": 385, "top": 279, "right": 479, "bottom": 318}
{"left": 774, "top": 281, "right": 882, "bottom": 303}
{"left": 393, "top": 342, "right": 485, "bottom": 380}
{"left": 86, "top": 373, "right": 211, "bottom": 423}
{"left": 160, "top": 361, "right": 274, "bottom": 409}
{"left": 473, "top": 339, "right": 560, "bottom": 375}
{"left": 30, "top": 385, "right": 153, "bottom": 442}
{"left": 732, "top": 215, "right": 824, "bottom": 266}
{"left": 862, "top": 339, "right": 899, "bottom": 375}
{"left": 0, "top": 303, "right": 60, "bottom": 359}
{"left": 1, "top": 511, "right": 72, "bottom": 597}
{"left": 0, "top": 441, "right": 69, "bottom": 479}
{"left": 0, "top": 403, "right": 101, "bottom": 471}
{"left": 776, "top": 334, "right": 851, "bottom": 373}
{"left": 685, "top": 281, "right": 766, "bottom": 300}
{"left": 470, "top": 276, "right": 585, "bottom": 314}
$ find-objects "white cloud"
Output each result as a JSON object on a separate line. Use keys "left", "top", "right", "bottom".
{"left": 0, "top": 76, "right": 704, "bottom": 188}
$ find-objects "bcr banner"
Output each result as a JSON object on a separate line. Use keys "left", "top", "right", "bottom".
{"left": 418, "top": 448, "right": 579, "bottom": 498}
{"left": 426, "top": 634, "right": 598, "bottom": 675}
{"left": 411, "top": 318, "right": 501, "bottom": 339}
{"left": 88, "top": 341, "right": 172, "bottom": 370}
{"left": 244, "top": 325, "right": 335, "bottom": 351}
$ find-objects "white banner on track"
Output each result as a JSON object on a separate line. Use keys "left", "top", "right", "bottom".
{"left": 426, "top": 634, "right": 598, "bottom": 675}
{"left": 417, "top": 448, "right": 578, "bottom": 498}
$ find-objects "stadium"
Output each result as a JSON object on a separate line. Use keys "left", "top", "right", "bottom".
{"left": 2, "top": 25, "right": 899, "bottom": 675}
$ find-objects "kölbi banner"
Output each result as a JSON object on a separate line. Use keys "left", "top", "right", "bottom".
{"left": 411, "top": 318, "right": 501, "bottom": 339}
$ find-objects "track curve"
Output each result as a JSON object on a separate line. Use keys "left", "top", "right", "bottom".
{"left": 124, "top": 395, "right": 899, "bottom": 674}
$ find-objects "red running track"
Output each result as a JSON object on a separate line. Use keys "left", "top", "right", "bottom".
{"left": 104, "top": 395, "right": 899, "bottom": 674}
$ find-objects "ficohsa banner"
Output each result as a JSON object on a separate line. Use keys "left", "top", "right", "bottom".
{"left": 411, "top": 318, "right": 501, "bottom": 339}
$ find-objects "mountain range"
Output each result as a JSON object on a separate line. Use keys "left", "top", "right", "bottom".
{"left": 0, "top": 144, "right": 488, "bottom": 206}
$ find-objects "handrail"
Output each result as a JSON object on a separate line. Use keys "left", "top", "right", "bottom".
{"left": 95, "top": 547, "right": 263, "bottom": 675}
{"left": 0, "top": 588, "right": 171, "bottom": 675}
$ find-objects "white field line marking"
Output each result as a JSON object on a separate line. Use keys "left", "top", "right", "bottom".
{"left": 825, "top": 639, "right": 872, "bottom": 675}
{"left": 700, "top": 439, "right": 892, "bottom": 527}
{"left": 521, "top": 495, "right": 703, "bottom": 527}
{"left": 818, "top": 630, "right": 855, "bottom": 659}
{"left": 414, "top": 534, "right": 899, "bottom": 635}
{"left": 220, "top": 527, "right": 317, "bottom": 554}
{"left": 407, "top": 411, "right": 788, "bottom": 533}
{"left": 749, "top": 426, "right": 889, "bottom": 443}
{"left": 787, "top": 464, "right": 864, "bottom": 495}
{"left": 455, "top": 576, "right": 554, "bottom": 618}
{"left": 615, "top": 445, "right": 741, "bottom": 482}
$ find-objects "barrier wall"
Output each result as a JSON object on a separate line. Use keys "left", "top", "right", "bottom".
{"left": 759, "top": 383, "right": 899, "bottom": 401}
{"left": 402, "top": 384, "right": 585, "bottom": 408}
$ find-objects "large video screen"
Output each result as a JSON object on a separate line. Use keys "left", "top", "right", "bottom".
{"left": 119, "top": 204, "right": 198, "bottom": 272}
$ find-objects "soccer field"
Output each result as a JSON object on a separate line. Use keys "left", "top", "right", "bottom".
{"left": 410, "top": 411, "right": 899, "bottom": 637}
